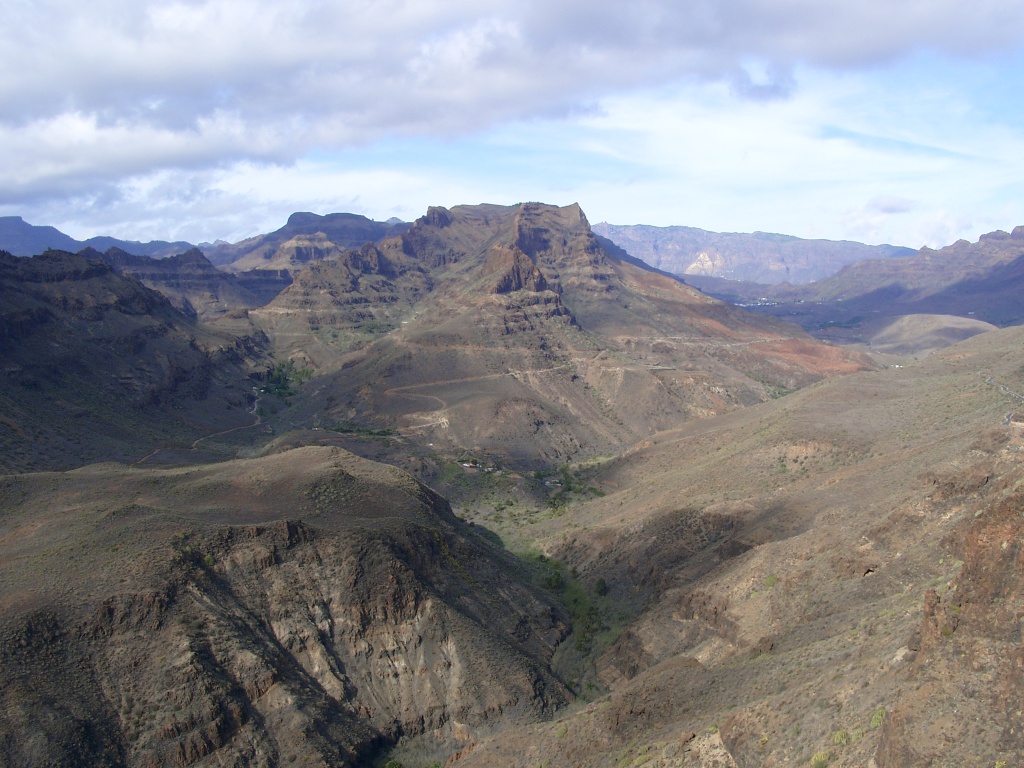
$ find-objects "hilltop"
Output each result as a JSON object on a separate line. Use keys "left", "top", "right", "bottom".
{"left": 203, "top": 211, "right": 410, "bottom": 271}
{"left": 0, "top": 446, "right": 570, "bottom": 766}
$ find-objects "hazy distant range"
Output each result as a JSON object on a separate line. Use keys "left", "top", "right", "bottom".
{"left": 592, "top": 222, "right": 914, "bottom": 284}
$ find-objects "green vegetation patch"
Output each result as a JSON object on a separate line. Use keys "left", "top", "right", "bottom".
{"left": 538, "top": 464, "right": 606, "bottom": 512}
{"left": 527, "top": 552, "right": 611, "bottom": 656}
{"left": 329, "top": 421, "right": 395, "bottom": 437}
{"left": 260, "top": 359, "right": 312, "bottom": 397}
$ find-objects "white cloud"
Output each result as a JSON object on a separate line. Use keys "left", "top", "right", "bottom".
{"left": 5, "top": 2, "right": 1024, "bottom": 167}
{"left": 2, "top": 0, "right": 1024, "bottom": 244}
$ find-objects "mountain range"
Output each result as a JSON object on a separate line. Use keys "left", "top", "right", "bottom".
{"left": 2, "top": 202, "right": 1024, "bottom": 767}
{"left": 3, "top": 214, "right": 916, "bottom": 287}
{"left": 0, "top": 216, "right": 195, "bottom": 259}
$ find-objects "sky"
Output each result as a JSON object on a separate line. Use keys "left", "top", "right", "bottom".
{"left": 2, "top": 1, "right": 1024, "bottom": 249}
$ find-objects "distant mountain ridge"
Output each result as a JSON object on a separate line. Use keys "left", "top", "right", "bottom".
{"left": 0, "top": 215, "right": 194, "bottom": 258}
{"left": 4, "top": 215, "right": 915, "bottom": 287}
{"left": 0, "top": 212, "right": 410, "bottom": 268}
{"left": 688, "top": 225, "right": 1024, "bottom": 341}
{"left": 593, "top": 222, "right": 915, "bottom": 284}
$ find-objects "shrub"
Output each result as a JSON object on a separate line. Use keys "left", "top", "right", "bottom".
{"left": 811, "top": 751, "right": 831, "bottom": 768}
{"left": 870, "top": 707, "right": 886, "bottom": 729}
{"left": 832, "top": 729, "right": 850, "bottom": 746}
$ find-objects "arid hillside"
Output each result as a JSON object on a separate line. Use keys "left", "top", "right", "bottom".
{"left": 445, "top": 325, "right": 1024, "bottom": 768}
{"left": 867, "top": 314, "right": 998, "bottom": 357}
{"left": 5, "top": 207, "right": 1024, "bottom": 768}
{"left": 0, "top": 446, "right": 570, "bottom": 767}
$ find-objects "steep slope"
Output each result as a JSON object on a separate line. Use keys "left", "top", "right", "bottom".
{"left": 0, "top": 446, "right": 571, "bottom": 767}
{"left": 254, "top": 203, "right": 873, "bottom": 467}
{"left": 593, "top": 222, "right": 913, "bottom": 285}
{"left": 0, "top": 250, "right": 262, "bottom": 472}
{"left": 205, "top": 212, "right": 409, "bottom": 271}
{"left": 447, "top": 326, "right": 1024, "bottom": 768}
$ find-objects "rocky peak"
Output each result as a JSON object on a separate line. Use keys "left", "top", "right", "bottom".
{"left": 173, "top": 247, "right": 216, "bottom": 267}
{"left": 421, "top": 206, "right": 453, "bottom": 228}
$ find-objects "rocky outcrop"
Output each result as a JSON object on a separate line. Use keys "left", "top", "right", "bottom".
{"left": 483, "top": 247, "right": 548, "bottom": 294}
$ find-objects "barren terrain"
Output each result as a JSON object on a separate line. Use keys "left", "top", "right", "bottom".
{"left": 3, "top": 206, "right": 1023, "bottom": 768}
{"left": 445, "top": 325, "right": 1024, "bottom": 768}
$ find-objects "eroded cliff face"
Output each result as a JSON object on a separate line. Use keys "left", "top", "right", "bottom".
{"left": 0, "top": 448, "right": 571, "bottom": 767}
